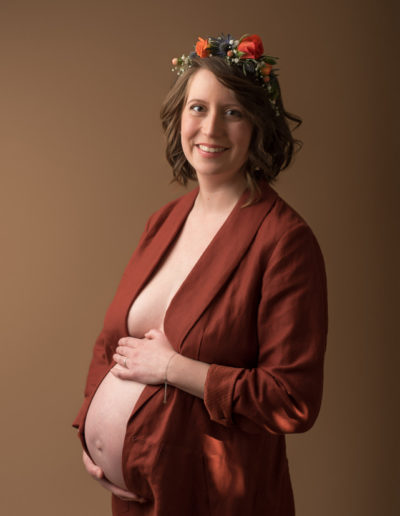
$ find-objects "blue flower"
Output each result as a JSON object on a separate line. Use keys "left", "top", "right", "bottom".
{"left": 209, "top": 34, "right": 233, "bottom": 57}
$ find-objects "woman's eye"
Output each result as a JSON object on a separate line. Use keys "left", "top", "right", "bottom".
{"left": 226, "top": 109, "right": 242, "bottom": 118}
{"left": 190, "top": 105, "right": 204, "bottom": 113}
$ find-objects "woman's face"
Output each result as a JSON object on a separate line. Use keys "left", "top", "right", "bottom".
{"left": 180, "top": 69, "right": 253, "bottom": 184}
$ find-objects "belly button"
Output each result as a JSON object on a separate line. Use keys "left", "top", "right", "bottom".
{"left": 95, "top": 439, "right": 103, "bottom": 452}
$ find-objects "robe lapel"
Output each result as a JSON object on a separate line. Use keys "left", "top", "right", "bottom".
{"left": 120, "top": 187, "right": 199, "bottom": 336}
{"left": 164, "top": 182, "right": 278, "bottom": 350}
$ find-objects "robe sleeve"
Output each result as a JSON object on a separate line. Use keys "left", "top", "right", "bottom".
{"left": 203, "top": 222, "right": 328, "bottom": 435}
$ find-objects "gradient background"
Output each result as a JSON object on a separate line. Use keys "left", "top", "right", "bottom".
{"left": 1, "top": 1, "right": 398, "bottom": 515}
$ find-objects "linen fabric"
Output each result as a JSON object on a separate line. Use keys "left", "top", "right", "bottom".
{"left": 73, "top": 182, "right": 328, "bottom": 515}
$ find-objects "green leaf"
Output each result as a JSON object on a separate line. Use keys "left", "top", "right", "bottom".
{"left": 238, "top": 33, "right": 250, "bottom": 43}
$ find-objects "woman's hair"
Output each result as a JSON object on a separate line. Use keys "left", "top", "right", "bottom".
{"left": 160, "top": 56, "right": 302, "bottom": 205}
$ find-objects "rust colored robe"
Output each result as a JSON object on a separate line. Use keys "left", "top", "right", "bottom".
{"left": 73, "top": 182, "right": 328, "bottom": 515}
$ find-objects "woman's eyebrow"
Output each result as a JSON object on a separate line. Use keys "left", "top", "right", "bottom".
{"left": 186, "top": 98, "right": 207, "bottom": 103}
{"left": 187, "top": 98, "right": 241, "bottom": 107}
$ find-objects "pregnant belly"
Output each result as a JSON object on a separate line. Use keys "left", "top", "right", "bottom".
{"left": 84, "top": 366, "right": 146, "bottom": 489}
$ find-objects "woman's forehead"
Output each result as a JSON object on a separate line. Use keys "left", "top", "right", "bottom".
{"left": 185, "top": 69, "right": 239, "bottom": 104}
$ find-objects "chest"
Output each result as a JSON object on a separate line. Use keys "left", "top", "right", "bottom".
{"left": 101, "top": 190, "right": 277, "bottom": 369}
{"left": 126, "top": 211, "right": 229, "bottom": 337}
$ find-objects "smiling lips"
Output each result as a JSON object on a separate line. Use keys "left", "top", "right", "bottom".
{"left": 196, "top": 143, "right": 228, "bottom": 156}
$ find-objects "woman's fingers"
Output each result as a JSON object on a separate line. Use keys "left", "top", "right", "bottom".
{"left": 113, "top": 352, "right": 130, "bottom": 369}
{"left": 82, "top": 451, "right": 147, "bottom": 503}
{"left": 82, "top": 450, "right": 103, "bottom": 479}
{"left": 112, "top": 329, "right": 176, "bottom": 384}
{"left": 110, "top": 363, "right": 131, "bottom": 379}
{"left": 118, "top": 336, "right": 140, "bottom": 348}
{"left": 97, "top": 478, "right": 147, "bottom": 503}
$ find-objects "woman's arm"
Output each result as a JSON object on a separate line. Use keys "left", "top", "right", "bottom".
{"left": 164, "top": 351, "right": 210, "bottom": 399}
{"left": 202, "top": 223, "right": 328, "bottom": 434}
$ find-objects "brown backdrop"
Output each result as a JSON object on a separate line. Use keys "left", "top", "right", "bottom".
{"left": 1, "top": 1, "right": 398, "bottom": 515}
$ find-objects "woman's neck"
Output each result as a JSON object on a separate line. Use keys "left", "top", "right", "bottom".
{"left": 194, "top": 174, "right": 247, "bottom": 215}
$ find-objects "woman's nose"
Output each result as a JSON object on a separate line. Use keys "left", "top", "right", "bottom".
{"left": 202, "top": 111, "right": 224, "bottom": 137}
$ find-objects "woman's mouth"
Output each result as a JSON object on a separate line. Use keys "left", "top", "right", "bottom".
{"left": 196, "top": 144, "right": 228, "bottom": 156}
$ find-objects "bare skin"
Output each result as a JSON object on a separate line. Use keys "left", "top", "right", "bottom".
{"left": 82, "top": 450, "right": 146, "bottom": 503}
{"left": 111, "top": 329, "right": 211, "bottom": 398}
{"left": 82, "top": 68, "right": 252, "bottom": 501}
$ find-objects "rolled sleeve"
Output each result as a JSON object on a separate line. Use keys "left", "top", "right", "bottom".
{"left": 204, "top": 364, "right": 242, "bottom": 426}
{"left": 203, "top": 222, "right": 328, "bottom": 435}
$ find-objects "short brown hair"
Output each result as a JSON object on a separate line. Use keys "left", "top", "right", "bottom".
{"left": 160, "top": 56, "right": 302, "bottom": 205}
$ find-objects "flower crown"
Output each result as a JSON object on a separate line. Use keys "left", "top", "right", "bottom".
{"left": 171, "top": 34, "right": 280, "bottom": 115}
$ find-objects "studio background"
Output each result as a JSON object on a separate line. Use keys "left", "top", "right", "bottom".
{"left": 1, "top": 1, "right": 398, "bottom": 515}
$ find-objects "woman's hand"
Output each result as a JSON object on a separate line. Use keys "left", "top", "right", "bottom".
{"left": 81, "top": 450, "right": 147, "bottom": 503}
{"left": 111, "top": 329, "right": 177, "bottom": 384}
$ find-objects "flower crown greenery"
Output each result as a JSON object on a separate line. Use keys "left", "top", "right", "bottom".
{"left": 171, "top": 33, "right": 280, "bottom": 115}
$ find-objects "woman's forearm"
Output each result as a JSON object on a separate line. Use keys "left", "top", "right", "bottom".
{"left": 166, "top": 353, "right": 211, "bottom": 399}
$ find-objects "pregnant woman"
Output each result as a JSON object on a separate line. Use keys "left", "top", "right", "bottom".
{"left": 73, "top": 33, "right": 328, "bottom": 516}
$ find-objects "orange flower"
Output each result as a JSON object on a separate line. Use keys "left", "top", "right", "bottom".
{"left": 195, "top": 37, "right": 210, "bottom": 58}
{"left": 260, "top": 63, "right": 272, "bottom": 77}
{"left": 238, "top": 34, "right": 264, "bottom": 59}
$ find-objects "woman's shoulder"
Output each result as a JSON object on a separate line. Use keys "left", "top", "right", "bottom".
{"left": 257, "top": 182, "right": 323, "bottom": 253}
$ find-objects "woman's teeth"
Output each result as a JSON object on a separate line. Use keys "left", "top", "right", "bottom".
{"left": 198, "top": 145, "right": 226, "bottom": 153}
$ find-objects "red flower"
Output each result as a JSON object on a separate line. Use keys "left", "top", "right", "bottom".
{"left": 238, "top": 34, "right": 264, "bottom": 59}
{"left": 195, "top": 37, "right": 210, "bottom": 58}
